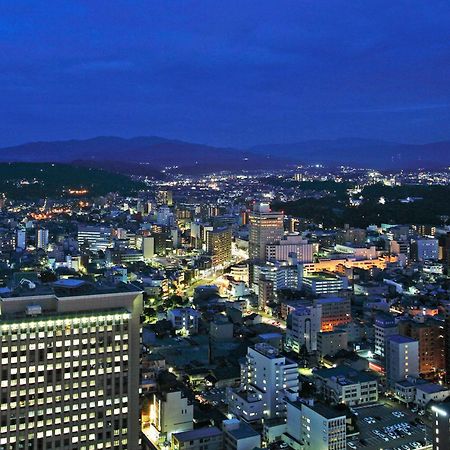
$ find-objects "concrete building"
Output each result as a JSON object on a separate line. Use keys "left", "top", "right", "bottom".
{"left": 227, "top": 343, "right": 298, "bottom": 422}
{"left": 285, "top": 305, "right": 322, "bottom": 353}
{"left": 222, "top": 419, "right": 261, "bottom": 450}
{"left": 172, "top": 427, "right": 223, "bottom": 450}
{"left": 314, "top": 366, "right": 379, "bottom": 406}
{"left": 302, "top": 272, "right": 348, "bottom": 296}
{"left": 386, "top": 335, "right": 419, "bottom": 386}
{"left": 374, "top": 312, "right": 398, "bottom": 358}
{"left": 266, "top": 234, "right": 313, "bottom": 263}
{"left": 317, "top": 330, "right": 348, "bottom": 359}
{"left": 142, "top": 236, "right": 155, "bottom": 259}
{"left": 207, "top": 227, "right": 232, "bottom": 267}
{"left": 258, "top": 276, "right": 275, "bottom": 311}
{"left": 36, "top": 228, "right": 49, "bottom": 250}
{"left": 77, "top": 224, "right": 112, "bottom": 251}
{"left": 167, "top": 308, "right": 201, "bottom": 335}
{"left": 284, "top": 401, "right": 346, "bottom": 450}
{"left": 415, "top": 238, "right": 439, "bottom": 261}
{"left": 432, "top": 403, "right": 450, "bottom": 450}
{"left": 314, "top": 297, "right": 351, "bottom": 332}
{"left": 146, "top": 390, "right": 193, "bottom": 447}
{"left": 210, "top": 315, "right": 234, "bottom": 341}
{"left": 0, "top": 280, "right": 143, "bottom": 450}
{"left": 248, "top": 203, "right": 284, "bottom": 261}
{"left": 399, "top": 318, "right": 445, "bottom": 377}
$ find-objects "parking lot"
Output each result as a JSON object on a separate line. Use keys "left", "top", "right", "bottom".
{"left": 347, "top": 403, "right": 431, "bottom": 450}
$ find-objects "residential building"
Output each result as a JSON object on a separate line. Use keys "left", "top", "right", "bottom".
{"left": 386, "top": 335, "right": 419, "bottom": 386}
{"left": 399, "top": 318, "right": 445, "bottom": 377}
{"left": 227, "top": 343, "right": 298, "bottom": 422}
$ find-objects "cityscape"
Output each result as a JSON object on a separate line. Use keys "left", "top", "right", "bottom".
{"left": 1, "top": 2, "right": 450, "bottom": 450}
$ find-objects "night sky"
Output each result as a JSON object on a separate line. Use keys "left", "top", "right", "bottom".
{"left": 1, "top": 1, "right": 450, "bottom": 148}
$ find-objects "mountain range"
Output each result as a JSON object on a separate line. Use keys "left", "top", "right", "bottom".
{"left": 1, "top": 136, "right": 449, "bottom": 174}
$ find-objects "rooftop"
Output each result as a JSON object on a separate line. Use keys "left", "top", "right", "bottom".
{"left": 173, "top": 427, "right": 222, "bottom": 442}
{"left": 387, "top": 335, "right": 418, "bottom": 344}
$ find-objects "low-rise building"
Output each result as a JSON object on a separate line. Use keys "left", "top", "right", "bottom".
{"left": 172, "top": 427, "right": 223, "bottom": 450}
{"left": 314, "top": 365, "right": 379, "bottom": 406}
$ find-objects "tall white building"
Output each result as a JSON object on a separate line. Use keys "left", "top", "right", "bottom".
{"left": 374, "top": 312, "right": 398, "bottom": 358}
{"left": 227, "top": 343, "right": 298, "bottom": 422}
{"left": 36, "top": 228, "right": 49, "bottom": 250}
{"left": 386, "top": 335, "right": 419, "bottom": 386}
{"left": 16, "top": 228, "right": 26, "bottom": 250}
{"left": 0, "top": 280, "right": 143, "bottom": 450}
{"left": 285, "top": 305, "right": 322, "bottom": 353}
{"left": 248, "top": 203, "right": 284, "bottom": 261}
{"left": 145, "top": 390, "right": 193, "bottom": 447}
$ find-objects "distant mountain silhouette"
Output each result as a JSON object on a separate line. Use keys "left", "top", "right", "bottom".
{"left": 250, "top": 138, "right": 450, "bottom": 169}
{"left": 0, "top": 136, "right": 288, "bottom": 173}
{"left": 1, "top": 136, "right": 450, "bottom": 171}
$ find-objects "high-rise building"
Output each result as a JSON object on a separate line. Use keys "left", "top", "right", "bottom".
{"left": 206, "top": 227, "right": 232, "bottom": 267}
{"left": 0, "top": 280, "right": 143, "bottom": 450}
{"left": 374, "top": 312, "right": 398, "bottom": 358}
{"left": 285, "top": 305, "right": 322, "bottom": 353}
{"left": 248, "top": 203, "right": 284, "bottom": 261}
{"left": 36, "top": 228, "right": 49, "bottom": 250}
{"left": 16, "top": 228, "right": 26, "bottom": 250}
{"left": 386, "top": 335, "right": 419, "bottom": 386}
{"left": 227, "top": 343, "right": 298, "bottom": 422}
{"left": 432, "top": 403, "right": 450, "bottom": 450}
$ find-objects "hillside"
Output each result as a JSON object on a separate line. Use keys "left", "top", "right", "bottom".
{"left": 0, "top": 163, "right": 144, "bottom": 200}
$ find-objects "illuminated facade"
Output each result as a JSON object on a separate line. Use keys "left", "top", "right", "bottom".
{"left": 0, "top": 283, "right": 142, "bottom": 450}
{"left": 248, "top": 204, "right": 284, "bottom": 261}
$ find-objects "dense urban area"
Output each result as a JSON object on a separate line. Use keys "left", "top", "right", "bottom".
{"left": 1, "top": 164, "right": 450, "bottom": 450}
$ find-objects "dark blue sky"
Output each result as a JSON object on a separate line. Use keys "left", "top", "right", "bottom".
{"left": 1, "top": 1, "right": 450, "bottom": 148}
